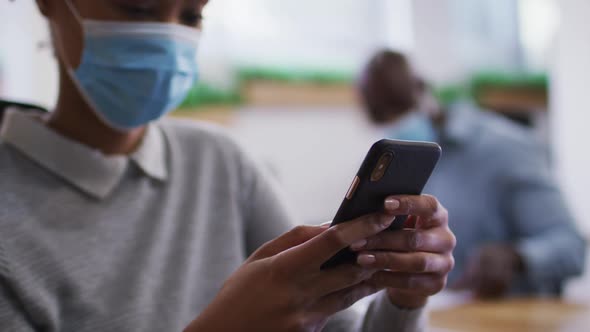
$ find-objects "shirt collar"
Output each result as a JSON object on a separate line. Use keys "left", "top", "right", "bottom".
{"left": 0, "top": 108, "right": 168, "bottom": 199}
{"left": 131, "top": 120, "right": 168, "bottom": 182}
{"left": 440, "top": 102, "right": 480, "bottom": 147}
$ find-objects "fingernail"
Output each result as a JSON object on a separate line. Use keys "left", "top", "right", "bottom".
{"left": 350, "top": 239, "right": 367, "bottom": 251}
{"left": 385, "top": 197, "right": 400, "bottom": 211}
{"left": 357, "top": 254, "right": 376, "bottom": 266}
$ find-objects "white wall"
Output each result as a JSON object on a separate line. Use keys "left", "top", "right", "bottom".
{"left": 0, "top": 1, "right": 57, "bottom": 107}
{"left": 551, "top": 0, "right": 590, "bottom": 235}
{"left": 232, "top": 107, "right": 379, "bottom": 224}
{"left": 411, "top": 0, "right": 521, "bottom": 84}
{"left": 0, "top": 1, "right": 416, "bottom": 98}
{"left": 411, "top": 0, "right": 459, "bottom": 83}
{"left": 368, "top": 0, "right": 414, "bottom": 52}
{"left": 518, "top": 0, "right": 561, "bottom": 71}
{"left": 199, "top": 0, "right": 387, "bottom": 87}
{"left": 551, "top": 5, "right": 588, "bottom": 306}
{"left": 199, "top": 0, "right": 416, "bottom": 88}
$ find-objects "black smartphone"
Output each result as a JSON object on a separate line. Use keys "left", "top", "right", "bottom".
{"left": 321, "top": 139, "right": 442, "bottom": 269}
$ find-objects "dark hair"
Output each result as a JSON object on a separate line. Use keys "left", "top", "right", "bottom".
{"left": 361, "top": 49, "right": 420, "bottom": 124}
{"left": 368, "top": 50, "right": 409, "bottom": 72}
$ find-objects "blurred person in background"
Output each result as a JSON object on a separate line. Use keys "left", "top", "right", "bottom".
{"left": 358, "top": 49, "right": 587, "bottom": 299}
{"left": 0, "top": 1, "right": 457, "bottom": 331}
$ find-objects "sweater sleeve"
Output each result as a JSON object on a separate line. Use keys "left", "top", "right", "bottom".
{"left": 239, "top": 152, "right": 298, "bottom": 256}
{"left": 359, "top": 292, "right": 426, "bottom": 332}
{"left": 324, "top": 292, "right": 426, "bottom": 332}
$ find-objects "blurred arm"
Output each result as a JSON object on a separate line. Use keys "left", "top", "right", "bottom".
{"left": 501, "top": 143, "right": 587, "bottom": 294}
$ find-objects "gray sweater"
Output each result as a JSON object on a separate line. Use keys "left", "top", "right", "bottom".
{"left": 0, "top": 109, "right": 423, "bottom": 332}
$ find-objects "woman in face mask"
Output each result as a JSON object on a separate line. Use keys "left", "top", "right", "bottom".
{"left": 0, "top": 1, "right": 455, "bottom": 331}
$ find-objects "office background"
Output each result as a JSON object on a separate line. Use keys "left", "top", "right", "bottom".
{"left": 1, "top": 0, "right": 588, "bottom": 304}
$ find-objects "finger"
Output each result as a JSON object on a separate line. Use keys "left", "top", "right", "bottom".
{"left": 312, "top": 282, "right": 381, "bottom": 317}
{"left": 351, "top": 227, "right": 456, "bottom": 253}
{"left": 357, "top": 251, "right": 455, "bottom": 274}
{"left": 286, "top": 213, "right": 396, "bottom": 268}
{"left": 385, "top": 195, "right": 448, "bottom": 228}
{"left": 249, "top": 225, "right": 328, "bottom": 262}
{"left": 370, "top": 271, "right": 448, "bottom": 296}
{"left": 309, "top": 265, "right": 378, "bottom": 297}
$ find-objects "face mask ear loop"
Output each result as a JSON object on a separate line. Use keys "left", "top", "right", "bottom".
{"left": 57, "top": 0, "right": 128, "bottom": 132}
{"left": 50, "top": 0, "right": 84, "bottom": 71}
{"left": 63, "top": 0, "right": 84, "bottom": 27}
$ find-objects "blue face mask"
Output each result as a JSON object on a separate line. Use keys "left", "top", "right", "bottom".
{"left": 386, "top": 112, "right": 438, "bottom": 143}
{"left": 68, "top": 20, "right": 200, "bottom": 130}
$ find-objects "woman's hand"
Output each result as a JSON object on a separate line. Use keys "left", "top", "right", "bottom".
{"left": 184, "top": 212, "right": 396, "bottom": 332}
{"left": 351, "top": 195, "right": 456, "bottom": 309}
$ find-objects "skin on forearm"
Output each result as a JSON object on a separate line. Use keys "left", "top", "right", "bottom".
{"left": 183, "top": 302, "right": 239, "bottom": 332}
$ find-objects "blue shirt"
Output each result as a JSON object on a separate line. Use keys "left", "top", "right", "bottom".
{"left": 424, "top": 105, "right": 586, "bottom": 295}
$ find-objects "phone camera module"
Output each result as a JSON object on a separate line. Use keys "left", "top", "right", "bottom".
{"left": 371, "top": 152, "right": 394, "bottom": 182}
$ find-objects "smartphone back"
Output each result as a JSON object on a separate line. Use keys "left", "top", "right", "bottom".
{"left": 323, "top": 139, "right": 442, "bottom": 268}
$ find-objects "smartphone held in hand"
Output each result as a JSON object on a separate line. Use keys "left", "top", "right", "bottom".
{"left": 322, "top": 139, "right": 442, "bottom": 269}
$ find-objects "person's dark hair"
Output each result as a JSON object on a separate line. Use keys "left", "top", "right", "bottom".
{"left": 360, "top": 49, "right": 421, "bottom": 124}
